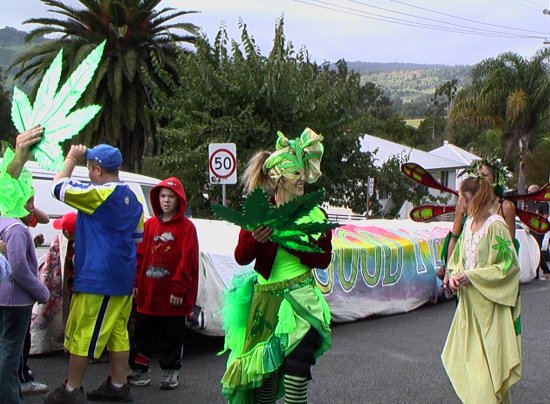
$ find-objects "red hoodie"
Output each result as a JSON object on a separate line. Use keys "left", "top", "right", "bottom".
{"left": 135, "top": 177, "right": 199, "bottom": 316}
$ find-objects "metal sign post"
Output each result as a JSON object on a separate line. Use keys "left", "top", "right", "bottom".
{"left": 209, "top": 143, "right": 237, "bottom": 207}
{"left": 366, "top": 177, "right": 375, "bottom": 219}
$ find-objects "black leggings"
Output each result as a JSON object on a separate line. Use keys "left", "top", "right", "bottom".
{"left": 281, "top": 327, "right": 321, "bottom": 380}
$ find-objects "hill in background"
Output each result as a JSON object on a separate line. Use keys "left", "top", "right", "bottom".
{"left": 1, "top": 27, "right": 472, "bottom": 119}
{"left": 341, "top": 61, "right": 472, "bottom": 118}
{"left": 0, "top": 26, "right": 47, "bottom": 87}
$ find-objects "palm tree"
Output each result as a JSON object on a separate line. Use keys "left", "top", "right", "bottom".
{"left": 449, "top": 50, "right": 550, "bottom": 193}
{"left": 10, "top": 0, "right": 197, "bottom": 171}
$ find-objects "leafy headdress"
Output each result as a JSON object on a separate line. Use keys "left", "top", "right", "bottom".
{"left": 459, "top": 157, "right": 511, "bottom": 198}
{"left": 263, "top": 128, "right": 324, "bottom": 183}
{"left": 0, "top": 41, "right": 106, "bottom": 218}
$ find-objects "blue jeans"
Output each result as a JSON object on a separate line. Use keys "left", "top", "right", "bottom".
{"left": 0, "top": 305, "right": 32, "bottom": 404}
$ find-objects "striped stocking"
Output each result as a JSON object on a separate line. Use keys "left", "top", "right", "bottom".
{"left": 284, "top": 374, "right": 308, "bottom": 404}
{"left": 256, "top": 372, "right": 280, "bottom": 404}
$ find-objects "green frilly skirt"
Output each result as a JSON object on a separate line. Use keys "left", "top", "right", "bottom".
{"left": 220, "top": 271, "right": 332, "bottom": 403}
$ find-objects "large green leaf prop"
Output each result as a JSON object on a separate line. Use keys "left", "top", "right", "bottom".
{"left": 212, "top": 188, "right": 339, "bottom": 252}
{"left": 11, "top": 40, "right": 106, "bottom": 171}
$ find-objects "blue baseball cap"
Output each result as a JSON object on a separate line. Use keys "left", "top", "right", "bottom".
{"left": 86, "top": 144, "right": 122, "bottom": 170}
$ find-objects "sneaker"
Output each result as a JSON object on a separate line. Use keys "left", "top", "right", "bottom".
{"left": 87, "top": 376, "right": 132, "bottom": 402}
{"left": 159, "top": 369, "right": 179, "bottom": 390}
{"left": 43, "top": 383, "right": 85, "bottom": 404}
{"left": 541, "top": 274, "right": 550, "bottom": 281}
{"left": 127, "top": 368, "right": 151, "bottom": 386}
{"left": 21, "top": 380, "right": 48, "bottom": 395}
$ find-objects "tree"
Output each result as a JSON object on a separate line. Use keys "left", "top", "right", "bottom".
{"left": 449, "top": 50, "right": 550, "bottom": 193}
{"left": 9, "top": 0, "right": 198, "bottom": 171}
{"left": 148, "top": 20, "right": 378, "bottom": 216}
{"left": 148, "top": 19, "right": 432, "bottom": 218}
{"left": 0, "top": 69, "right": 16, "bottom": 144}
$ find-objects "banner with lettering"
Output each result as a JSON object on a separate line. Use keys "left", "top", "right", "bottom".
{"left": 314, "top": 222, "right": 450, "bottom": 322}
{"left": 190, "top": 219, "right": 537, "bottom": 335}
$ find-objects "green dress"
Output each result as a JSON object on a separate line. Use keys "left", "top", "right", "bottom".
{"left": 221, "top": 208, "right": 332, "bottom": 403}
{"left": 441, "top": 215, "right": 522, "bottom": 404}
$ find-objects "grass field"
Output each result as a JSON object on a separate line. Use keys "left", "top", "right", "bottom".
{"left": 405, "top": 118, "right": 423, "bottom": 128}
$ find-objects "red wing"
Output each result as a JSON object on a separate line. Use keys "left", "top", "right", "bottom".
{"left": 401, "top": 163, "right": 459, "bottom": 195}
{"left": 506, "top": 183, "right": 550, "bottom": 202}
{"left": 516, "top": 208, "right": 550, "bottom": 233}
{"left": 410, "top": 205, "right": 456, "bottom": 222}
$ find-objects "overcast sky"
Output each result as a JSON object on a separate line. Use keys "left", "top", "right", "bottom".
{"left": 2, "top": 0, "right": 550, "bottom": 65}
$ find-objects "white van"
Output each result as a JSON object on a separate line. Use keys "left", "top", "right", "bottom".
{"left": 2, "top": 159, "right": 161, "bottom": 258}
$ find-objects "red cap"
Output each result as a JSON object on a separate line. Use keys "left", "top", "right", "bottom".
{"left": 53, "top": 212, "right": 77, "bottom": 234}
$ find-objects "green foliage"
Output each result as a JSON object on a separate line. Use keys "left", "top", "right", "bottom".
{"left": 149, "top": 19, "right": 380, "bottom": 217}
{"left": 363, "top": 66, "right": 471, "bottom": 118}
{"left": 0, "top": 69, "right": 15, "bottom": 144}
{"left": 212, "top": 188, "right": 337, "bottom": 252}
{"left": 8, "top": 0, "right": 198, "bottom": 172}
{"left": 450, "top": 50, "right": 550, "bottom": 193}
{"left": 376, "top": 153, "right": 448, "bottom": 217}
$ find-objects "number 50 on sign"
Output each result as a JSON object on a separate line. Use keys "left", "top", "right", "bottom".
{"left": 209, "top": 143, "right": 237, "bottom": 184}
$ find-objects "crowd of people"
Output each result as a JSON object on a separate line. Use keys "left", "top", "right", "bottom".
{"left": 0, "top": 127, "right": 199, "bottom": 404}
{"left": 1, "top": 124, "right": 548, "bottom": 404}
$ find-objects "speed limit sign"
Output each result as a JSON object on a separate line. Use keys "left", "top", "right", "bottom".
{"left": 209, "top": 143, "right": 237, "bottom": 185}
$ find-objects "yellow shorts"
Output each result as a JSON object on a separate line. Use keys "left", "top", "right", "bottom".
{"left": 64, "top": 293, "right": 132, "bottom": 358}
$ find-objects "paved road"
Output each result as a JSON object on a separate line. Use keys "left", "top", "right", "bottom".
{"left": 26, "top": 281, "right": 550, "bottom": 404}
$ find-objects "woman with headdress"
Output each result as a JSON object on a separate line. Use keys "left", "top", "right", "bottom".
{"left": 221, "top": 128, "right": 332, "bottom": 404}
{"left": 443, "top": 158, "right": 517, "bottom": 288}
{"left": 441, "top": 176, "right": 521, "bottom": 403}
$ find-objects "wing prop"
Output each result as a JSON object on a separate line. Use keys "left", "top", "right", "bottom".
{"left": 401, "top": 162, "right": 550, "bottom": 233}
{"left": 515, "top": 208, "right": 550, "bottom": 233}
{"left": 507, "top": 183, "right": 550, "bottom": 202}
{"left": 401, "top": 162, "right": 459, "bottom": 195}
{"left": 11, "top": 40, "right": 106, "bottom": 171}
{"left": 409, "top": 205, "right": 456, "bottom": 222}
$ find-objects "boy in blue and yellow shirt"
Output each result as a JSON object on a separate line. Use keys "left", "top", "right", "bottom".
{"left": 45, "top": 144, "right": 144, "bottom": 404}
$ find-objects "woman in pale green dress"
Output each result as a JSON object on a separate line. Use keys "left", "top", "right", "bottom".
{"left": 441, "top": 177, "right": 521, "bottom": 404}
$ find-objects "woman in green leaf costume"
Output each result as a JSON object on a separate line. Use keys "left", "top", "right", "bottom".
{"left": 441, "top": 177, "right": 521, "bottom": 403}
{"left": 221, "top": 128, "right": 332, "bottom": 404}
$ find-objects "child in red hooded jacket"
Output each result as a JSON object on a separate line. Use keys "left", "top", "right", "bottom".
{"left": 128, "top": 177, "right": 199, "bottom": 390}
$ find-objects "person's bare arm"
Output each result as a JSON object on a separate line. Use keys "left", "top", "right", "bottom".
{"left": 6, "top": 126, "right": 43, "bottom": 179}
{"left": 54, "top": 145, "right": 87, "bottom": 182}
{"left": 502, "top": 200, "right": 516, "bottom": 240}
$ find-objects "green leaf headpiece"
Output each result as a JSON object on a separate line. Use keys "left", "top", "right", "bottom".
{"left": 0, "top": 148, "right": 34, "bottom": 218}
{"left": 263, "top": 128, "right": 324, "bottom": 184}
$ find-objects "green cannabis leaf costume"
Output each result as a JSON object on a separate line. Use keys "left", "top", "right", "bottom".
{"left": 442, "top": 215, "right": 521, "bottom": 403}
{"left": 220, "top": 128, "right": 333, "bottom": 403}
